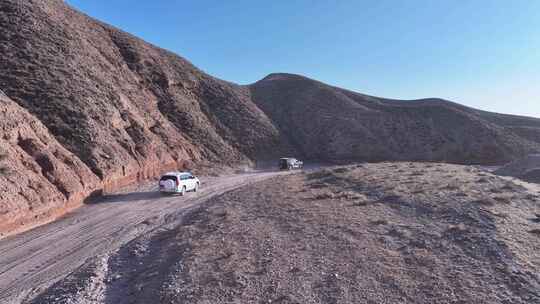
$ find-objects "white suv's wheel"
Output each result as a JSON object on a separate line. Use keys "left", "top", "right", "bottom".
{"left": 194, "top": 182, "right": 199, "bottom": 192}
{"left": 180, "top": 186, "right": 186, "bottom": 196}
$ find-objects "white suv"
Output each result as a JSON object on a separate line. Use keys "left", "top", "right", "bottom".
{"left": 159, "top": 172, "right": 200, "bottom": 196}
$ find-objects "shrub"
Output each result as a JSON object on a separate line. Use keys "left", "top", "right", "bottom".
{"left": 529, "top": 229, "right": 540, "bottom": 236}
{"left": 477, "top": 177, "right": 489, "bottom": 183}
{"left": 0, "top": 152, "right": 7, "bottom": 175}
{"left": 314, "top": 192, "right": 334, "bottom": 200}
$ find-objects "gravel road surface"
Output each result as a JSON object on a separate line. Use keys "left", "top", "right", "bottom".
{"left": 0, "top": 170, "right": 289, "bottom": 303}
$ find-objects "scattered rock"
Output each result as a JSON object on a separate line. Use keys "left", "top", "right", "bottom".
{"left": 495, "top": 154, "right": 540, "bottom": 183}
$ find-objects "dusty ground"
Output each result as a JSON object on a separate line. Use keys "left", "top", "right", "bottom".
{"left": 0, "top": 170, "right": 289, "bottom": 304}
{"left": 24, "top": 163, "right": 540, "bottom": 304}
{"left": 496, "top": 154, "right": 540, "bottom": 183}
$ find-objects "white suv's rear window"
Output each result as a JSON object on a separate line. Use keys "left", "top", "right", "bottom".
{"left": 160, "top": 175, "right": 177, "bottom": 182}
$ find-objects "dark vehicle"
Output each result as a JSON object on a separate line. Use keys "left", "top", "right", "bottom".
{"left": 279, "top": 158, "right": 303, "bottom": 170}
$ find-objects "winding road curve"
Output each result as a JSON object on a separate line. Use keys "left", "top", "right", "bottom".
{"left": 0, "top": 170, "right": 289, "bottom": 303}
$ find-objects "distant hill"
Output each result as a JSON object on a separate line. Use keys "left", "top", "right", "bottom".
{"left": 0, "top": 0, "right": 539, "bottom": 235}
{"left": 250, "top": 73, "right": 540, "bottom": 163}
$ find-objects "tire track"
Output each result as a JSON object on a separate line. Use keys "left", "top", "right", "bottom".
{"left": 0, "top": 170, "right": 289, "bottom": 303}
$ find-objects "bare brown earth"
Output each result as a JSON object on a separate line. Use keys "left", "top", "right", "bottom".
{"left": 26, "top": 163, "right": 540, "bottom": 304}
{"left": 0, "top": 169, "right": 289, "bottom": 303}
{"left": 1, "top": 0, "right": 540, "bottom": 235}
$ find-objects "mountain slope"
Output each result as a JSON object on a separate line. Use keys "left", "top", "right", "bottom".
{"left": 249, "top": 73, "right": 540, "bottom": 164}
{"left": 0, "top": 0, "right": 290, "bottom": 182}
{"left": 0, "top": 0, "right": 539, "bottom": 235}
{"left": 0, "top": 0, "right": 291, "bottom": 235}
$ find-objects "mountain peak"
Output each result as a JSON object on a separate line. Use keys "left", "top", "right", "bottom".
{"left": 259, "top": 73, "right": 309, "bottom": 82}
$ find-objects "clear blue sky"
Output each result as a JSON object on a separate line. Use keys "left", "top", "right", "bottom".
{"left": 67, "top": 0, "right": 540, "bottom": 118}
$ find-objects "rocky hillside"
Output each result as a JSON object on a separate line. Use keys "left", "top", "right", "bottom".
{"left": 0, "top": 93, "right": 99, "bottom": 235}
{"left": 1, "top": 0, "right": 540, "bottom": 235}
{"left": 250, "top": 73, "right": 540, "bottom": 164}
{"left": 0, "top": 0, "right": 289, "bottom": 235}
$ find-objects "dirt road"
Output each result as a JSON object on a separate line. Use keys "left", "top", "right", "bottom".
{"left": 22, "top": 163, "right": 540, "bottom": 304}
{"left": 4, "top": 163, "right": 539, "bottom": 303}
{"left": 0, "top": 170, "right": 288, "bottom": 303}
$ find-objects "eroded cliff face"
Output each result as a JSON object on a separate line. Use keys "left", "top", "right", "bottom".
{"left": 0, "top": 0, "right": 287, "bottom": 181}
{"left": 0, "top": 0, "right": 289, "bottom": 236}
{"left": 0, "top": 94, "right": 100, "bottom": 235}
